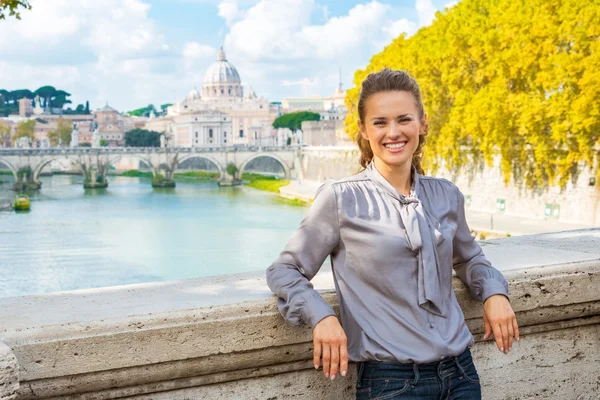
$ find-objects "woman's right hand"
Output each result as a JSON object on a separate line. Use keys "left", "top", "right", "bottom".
{"left": 313, "top": 315, "right": 348, "bottom": 380}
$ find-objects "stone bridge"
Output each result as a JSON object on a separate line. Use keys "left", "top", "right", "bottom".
{"left": 0, "top": 146, "right": 303, "bottom": 189}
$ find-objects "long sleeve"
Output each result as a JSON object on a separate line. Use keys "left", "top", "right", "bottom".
{"left": 266, "top": 181, "right": 340, "bottom": 328}
{"left": 451, "top": 185, "right": 509, "bottom": 302}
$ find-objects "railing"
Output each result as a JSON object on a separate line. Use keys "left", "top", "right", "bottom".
{"left": 0, "top": 145, "right": 305, "bottom": 156}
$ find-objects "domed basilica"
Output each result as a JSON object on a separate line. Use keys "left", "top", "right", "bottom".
{"left": 146, "top": 47, "right": 279, "bottom": 147}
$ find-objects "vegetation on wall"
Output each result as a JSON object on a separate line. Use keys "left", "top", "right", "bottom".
{"left": 273, "top": 111, "right": 320, "bottom": 132}
{"left": 344, "top": 0, "right": 600, "bottom": 190}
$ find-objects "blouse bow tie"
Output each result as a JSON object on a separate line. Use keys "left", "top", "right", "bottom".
{"left": 366, "top": 163, "right": 447, "bottom": 317}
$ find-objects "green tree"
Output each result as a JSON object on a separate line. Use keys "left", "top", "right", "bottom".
{"left": 47, "top": 118, "right": 72, "bottom": 147}
{"left": 12, "top": 119, "right": 35, "bottom": 145}
{"left": 100, "top": 139, "right": 108, "bottom": 147}
{"left": 127, "top": 104, "right": 156, "bottom": 117}
{"left": 33, "top": 86, "right": 56, "bottom": 108}
{"left": 345, "top": 0, "right": 600, "bottom": 191}
{"left": 85, "top": 100, "right": 90, "bottom": 114}
{"left": 0, "top": 0, "right": 31, "bottom": 20}
{"left": 124, "top": 128, "right": 161, "bottom": 147}
{"left": 273, "top": 111, "right": 321, "bottom": 132}
{"left": 226, "top": 163, "right": 239, "bottom": 179}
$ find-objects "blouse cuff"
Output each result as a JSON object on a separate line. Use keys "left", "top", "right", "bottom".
{"left": 480, "top": 278, "right": 510, "bottom": 303}
{"left": 302, "top": 291, "right": 336, "bottom": 329}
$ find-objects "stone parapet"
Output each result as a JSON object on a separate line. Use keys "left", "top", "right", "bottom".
{"left": 1, "top": 229, "right": 599, "bottom": 399}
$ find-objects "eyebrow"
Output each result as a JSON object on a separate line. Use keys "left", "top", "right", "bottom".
{"left": 370, "top": 114, "right": 412, "bottom": 122}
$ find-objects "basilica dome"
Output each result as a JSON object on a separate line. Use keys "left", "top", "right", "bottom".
{"left": 203, "top": 47, "right": 241, "bottom": 85}
{"left": 201, "top": 47, "right": 243, "bottom": 100}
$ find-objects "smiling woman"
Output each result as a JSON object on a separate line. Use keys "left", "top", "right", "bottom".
{"left": 267, "top": 68, "right": 519, "bottom": 400}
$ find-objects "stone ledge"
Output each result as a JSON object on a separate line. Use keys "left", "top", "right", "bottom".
{"left": 0, "top": 229, "right": 599, "bottom": 399}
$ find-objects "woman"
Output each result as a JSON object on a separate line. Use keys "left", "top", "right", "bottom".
{"left": 266, "top": 68, "right": 519, "bottom": 400}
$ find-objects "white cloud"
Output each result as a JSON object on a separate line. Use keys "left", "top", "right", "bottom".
{"left": 218, "top": 0, "right": 245, "bottom": 26}
{"left": 384, "top": 18, "right": 418, "bottom": 39}
{"left": 416, "top": 0, "right": 437, "bottom": 27}
{"left": 444, "top": 1, "right": 459, "bottom": 10}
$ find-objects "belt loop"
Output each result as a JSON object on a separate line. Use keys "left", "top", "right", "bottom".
{"left": 411, "top": 364, "right": 419, "bottom": 386}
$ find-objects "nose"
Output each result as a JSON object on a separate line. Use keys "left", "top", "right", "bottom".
{"left": 388, "top": 120, "right": 402, "bottom": 139}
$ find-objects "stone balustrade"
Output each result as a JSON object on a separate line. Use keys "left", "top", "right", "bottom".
{"left": 0, "top": 229, "right": 599, "bottom": 399}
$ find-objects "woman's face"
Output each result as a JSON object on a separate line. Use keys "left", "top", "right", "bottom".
{"left": 359, "top": 90, "right": 424, "bottom": 170}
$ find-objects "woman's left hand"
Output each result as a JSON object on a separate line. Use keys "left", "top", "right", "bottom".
{"left": 483, "top": 294, "right": 519, "bottom": 354}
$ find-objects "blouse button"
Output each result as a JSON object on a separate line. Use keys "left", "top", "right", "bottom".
{"left": 429, "top": 323, "right": 434, "bottom": 328}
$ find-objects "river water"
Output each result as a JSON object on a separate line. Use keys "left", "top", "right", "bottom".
{"left": 0, "top": 174, "right": 307, "bottom": 298}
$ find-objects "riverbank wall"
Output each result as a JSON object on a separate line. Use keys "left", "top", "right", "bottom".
{"left": 298, "top": 146, "right": 600, "bottom": 227}
{"left": 1, "top": 229, "right": 599, "bottom": 399}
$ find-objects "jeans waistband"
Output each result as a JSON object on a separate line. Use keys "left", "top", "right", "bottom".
{"left": 358, "top": 347, "right": 474, "bottom": 382}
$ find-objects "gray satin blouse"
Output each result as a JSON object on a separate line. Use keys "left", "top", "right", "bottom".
{"left": 266, "top": 162, "right": 509, "bottom": 363}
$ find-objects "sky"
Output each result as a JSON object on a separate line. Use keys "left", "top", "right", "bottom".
{"left": 0, "top": 0, "right": 457, "bottom": 112}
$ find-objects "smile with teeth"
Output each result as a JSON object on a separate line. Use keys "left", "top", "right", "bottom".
{"left": 384, "top": 142, "right": 406, "bottom": 150}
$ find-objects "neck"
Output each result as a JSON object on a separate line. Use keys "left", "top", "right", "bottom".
{"left": 373, "top": 158, "right": 413, "bottom": 196}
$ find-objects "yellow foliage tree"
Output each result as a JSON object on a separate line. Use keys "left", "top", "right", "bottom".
{"left": 12, "top": 119, "right": 35, "bottom": 146}
{"left": 48, "top": 118, "right": 73, "bottom": 147}
{"left": 0, "top": 120, "right": 11, "bottom": 147}
{"left": 345, "top": 0, "right": 600, "bottom": 190}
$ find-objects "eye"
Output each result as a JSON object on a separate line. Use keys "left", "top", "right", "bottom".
{"left": 374, "top": 121, "right": 385, "bottom": 126}
{"left": 399, "top": 117, "right": 412, "bottom": 123}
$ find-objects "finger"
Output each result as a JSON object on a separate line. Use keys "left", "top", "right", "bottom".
{"left": 507, "top": 321, "right": 514, "bottom": 352}
{"left": 329, "top": 342, "right": 340, "bottom": 379}
{"left": 322, "top": 344, "right": 331, "bottom": 378}
{"left": 340, "top": 339, "right": 349, "bottom": 377}
{"left": 501, "top": 323, "right": 509, "bottom": 354}
{"left": 483, "top": 312, "right": 492, "bottom": 341}
{"left": 513, "top": 317, "right": 520, "bottom": 342}
{"left": 313, "top": 338, "right": 321, "bottom": 370}
{"left": 492, "top": 323, "right": 503, "bottom": 353}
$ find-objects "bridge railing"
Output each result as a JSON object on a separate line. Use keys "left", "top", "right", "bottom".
{"left": 0, "top": 145, "right": 305, "bottom": 156}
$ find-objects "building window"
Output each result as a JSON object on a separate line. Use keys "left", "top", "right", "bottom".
{"left": 590, "top": 177, "right": 596, "bottom": 187}
{"left": 209, "top": 129, "right": 213, "bottom": 138}
{"left": 213, "top": 89, "right": 216, "bottom": 95}
{"left": 496, "top": 199, "right": 505, "bottom": 212}
{"left": 228, "top": 89, "right": 231, "bottom": 95}
{"left": 195, "top": 132, "right": 198, "bottom": 138}
{"left": 221, "top": 89, "right": 224, "bottom": 94}
{"left": 195, "top": 118, "right": 198, "bottom": 121}
{"left": 254, "top": 132, "right": 258, "bottom": 139}
{"left": 239, "top": 129, "right": 244, "bottom": 138}
{"left": 465, "top": 195, "right": 472, "bottom": 207}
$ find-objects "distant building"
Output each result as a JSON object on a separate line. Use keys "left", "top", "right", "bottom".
{"left": 18, "top": 98, "right": 33, "bottom": 117}
{"left": 301, "top": 119, "right": 351, "bottom": 146}
{"left": 94, "top": 104, "right": 133, "bottom": 147}
{"left": 146, "top": 47, "right": 279, "bottom": 147}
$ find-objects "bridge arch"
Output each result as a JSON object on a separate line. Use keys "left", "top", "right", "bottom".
{"left": 0, "top": 158, "right": 18, "bottom": 181}
{"left": 107, "top": 154, "right": 155, "bottom": 175}
{"left": 32, "top": 155, "right": 81, "bottom": 182}
{"left": 238, "top": 153, "right": 290, "bottom": 179}
{"left": 177, "top": 154, "right": 225, "bottom": 180}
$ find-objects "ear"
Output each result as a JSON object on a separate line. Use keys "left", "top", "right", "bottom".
{"left": 358, "top": 121, "right": 368, "bottom": 141}
{"left": 419, "top": 113, "right": 428, "bottom": 135}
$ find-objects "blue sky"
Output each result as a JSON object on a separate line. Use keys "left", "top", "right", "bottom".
{"left": 0, "top": 0, "right": 456, "bottom": 111}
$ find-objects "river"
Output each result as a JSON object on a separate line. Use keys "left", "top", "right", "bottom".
{"left": 0, "top": 174, "right": 307, "bottom": 298}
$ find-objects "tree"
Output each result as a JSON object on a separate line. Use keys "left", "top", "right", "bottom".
{"left": 85, "top": 100, "right": 90, "bottom": 114}
{"left": 0, "top": 0, "right": 31, "bottom": 20}
{"left": 52, "top": 90, "right": 72, "bottom": 108}
{"left": 226, "top": 163, "right": 239, "bottom": 179}
{"left": 273, "top": 111, "right": 320, "bottom": 132}
{"left": 100, "top": 139, "right": 108, "bottom": 147}
{"left": 33, "top": 86, "right": 56, "bottom": 108}
{"left": 12, "top": 119, "right": 35, "bottom": 145}
{"left": 344, "top": 0, "right": 600, "bottom": 191}
{"left": 0, "top": 120, "right": 11, "bottom": 147}
{"left": 124, "top": 128, "right": 161, "bottom": 147}
{"left": 47, "top": 118, "right": 72, "bottom": 147}
{"left": 160, "top": 104, "right": 173, "bottom": 115}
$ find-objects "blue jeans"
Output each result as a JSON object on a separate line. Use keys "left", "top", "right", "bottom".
{"left": 355, "top": 347, "right": 481, "bottom": 400}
